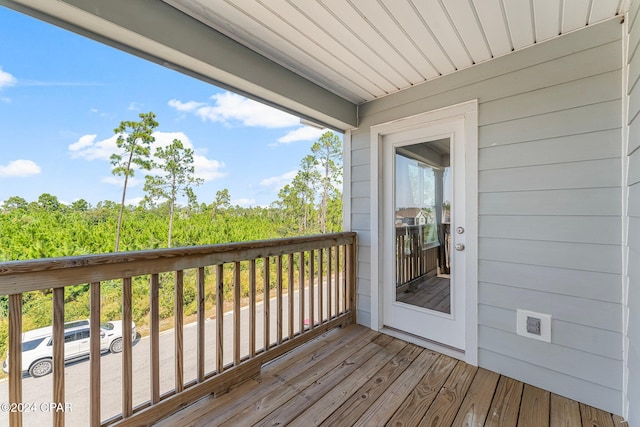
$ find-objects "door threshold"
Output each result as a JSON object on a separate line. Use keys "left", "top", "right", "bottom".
{"left": 381, "top": 326, "right": 467, "bottom": 362}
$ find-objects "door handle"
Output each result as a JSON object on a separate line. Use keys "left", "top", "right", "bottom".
{"left": 455, "top": 243, "right": 465, "bottom": 251}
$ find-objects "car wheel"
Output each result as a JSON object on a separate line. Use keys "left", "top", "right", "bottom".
{"left": 29, "top": 359, "right": 53, "bottom": 378}
{"left": 110, "top": 338, "right": 124, "bottom": 353}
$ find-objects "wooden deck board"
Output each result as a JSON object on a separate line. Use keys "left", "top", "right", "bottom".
{"left": 285, "top": 338, "right": 407, "bottom": 427}
{"left": 318, "top": 343, "right": 423, "bottom": 426}
{"left": 518, "top": 384, "right": 550, "bottom": 427}
{"left": 258, "top": 337, "right": 405, "bottom": 427}
{"left": 551, "top": 393, "right": 582, "bottom": 427}
{"left": 154, "top": 325, "right": 626, "bottom": 427}
{"left": 418, "top": 362, "right": 478, "bottom": 426}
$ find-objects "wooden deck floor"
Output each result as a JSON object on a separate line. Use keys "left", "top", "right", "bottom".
{"left": 155, "top": 325, "right": 627, "bottom": 427}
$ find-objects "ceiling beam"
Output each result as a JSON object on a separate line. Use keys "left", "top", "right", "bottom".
{"left": 0, "top": 0, "right": 357, "bottom": 131}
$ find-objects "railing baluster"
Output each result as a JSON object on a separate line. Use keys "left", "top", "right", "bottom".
{"left": 216, "top": 264, "right": 224, "bottom": 373}
{"left": 52, "top": 287, "right": 65, "bottom": 426}
{"left": 342, "top": 245, "right": 347, "bottom": 314}
{"left": 233, "top": 262, "right": 240, "bottom": 366}
{"left": 276, "top": 255, "right": 282, "bottom": 345}
{"left": 8, "top": 294, "right": 22, "bottom": 427}
{"left": 150, "top": 274, "right": 160, "bottom": 404}
{"left": 122, "top": 277, "right": 133, "bottom": 418}
{"left": 318, "top": 249, "right": 323, "bottom": 324}
{"left": 249, "top": 259, "right": 256, "bottom": 358}
{"left": 264, "top": 257, "right": 271, "bottom": 350}
{"left": 348, "top": 241, "right": 357, "bottom": 323}
{"left": 309, "top": 250, "right": 315, "bottom": 329}
{"left": 327, "top": 247, "right": 332, "bottom": 320}
{"left": 299, "top": 252, "right": 305, "bottom": 333}
{"left": 197, "top": 268, "right": 205, "bottom": 383}
{"left": 175, "top": 271, "right": 184, "bottom": 393}
{"left": 287, "top": 253, "right": 294, "bottom": 338}
{"left": 90, "top": 282, "right": 101, "bottom": 426}
{"left": 333, "top": 246, "right": 340, "bottom": 317}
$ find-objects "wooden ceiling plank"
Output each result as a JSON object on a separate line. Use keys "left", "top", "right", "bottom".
{"left": 321, "top": 0, "right": 424, "bottom": 85}
{"left": 224, "top": 0, "right": 379, "bottom": 100}
{"left": 589, "top": 0, "right": 621, "bottom": 24}
{"left": 504, "top": 0, "right": 536, "bottom": 49}
{"left": 182, "top": 0, "right": 367, "bottom": 103}
{"left": 266, "top": 0, "right": 398, "bottom": 95}
{"left": 288, "top": 0, "right": 404, "bottom": 93}
{"left": 382, "top": 0, "right": 455, "bottom": 75}
{"left": 562, "top": 0, "right": 591, "bottom": 32}
{"left": 350, "top": 0, "right": 439, "bottom": 80}
{"left": 534, "top": 0, "right": 562, "bottom": 42}
{"left": 472, "top": 0, "right": 513, "bottom": 57}
{"left": 441, "top": 0, "right": 492, "bottom": 64}
{"left": 411, "top": 0, "right": 474, "bottom": 70}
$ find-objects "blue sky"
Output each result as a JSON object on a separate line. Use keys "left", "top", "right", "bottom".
{"left": 0, "top": 7, "right": 333, "bottom": 208}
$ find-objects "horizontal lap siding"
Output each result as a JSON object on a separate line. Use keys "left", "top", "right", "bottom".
{"left": 627, "top": 4, "right": 640, "bottom": 424}
{"left": 475, "top": 20, "right": 623, "bottom": 413}
{"left": 351, "top": 18, "right": 623, "bottom": 413}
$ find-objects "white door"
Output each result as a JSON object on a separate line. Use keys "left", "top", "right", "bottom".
{"left": 381, "top": 116, "right": 469, "bottom": 351}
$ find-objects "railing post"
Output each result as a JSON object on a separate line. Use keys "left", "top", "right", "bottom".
{"left": 264, "top": 257, "right": 271, "bottom": 351}
{"left": 90, "top": 282, "right": 101, "bottom": 426}
{"left": 8, "top": 294, "right": 22, "bottom": 427}
{"left": 348, "top": 239, "right": 357, "bottom": 324}
{"left": 233, "top": 262, "right": 240, "bottom": 366}
{"left": 197, "top": 268, "right": 206, "bottom": 383}
{"left": 249, "top": 260, "right": 256, "bottom": 358}
{"left": 52, "top": 287, "right": 65, "bottom": 427}
{"left": 174, "top": 271, "right": 184, "bottom": 393}
{"left": 298, "top": 252, "right": 305, "bottom": 334}
{"left": 122, "top": 277, "right": 133, "bottom": 418}
{"left": 150, "top": 274, "right": 160, "bottom": 404}
{"left": 216, "top": 264, "right": 224, "bottom": 374}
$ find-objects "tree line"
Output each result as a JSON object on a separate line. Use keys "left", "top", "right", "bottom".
{"left": 0, "top": 112, "right": 343, "bottom": 357}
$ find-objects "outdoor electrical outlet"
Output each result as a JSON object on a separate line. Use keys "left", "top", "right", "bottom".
{"left": 517, "top": 309, "right": 552, "bottom": 342}
{"left": 526, "top": 316, "right": 542, "bottom": 335}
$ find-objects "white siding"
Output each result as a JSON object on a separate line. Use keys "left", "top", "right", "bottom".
{"left": 350, "top": 18, "right": 624, "bottom": 414}
{"left": 626, "top": 3, "right": 640, "bottom": 423}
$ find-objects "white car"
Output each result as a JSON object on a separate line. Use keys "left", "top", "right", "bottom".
{"left": 3, "top": 319, "right": 136, "bottom": 378}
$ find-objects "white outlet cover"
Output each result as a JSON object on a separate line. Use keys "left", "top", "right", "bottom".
{"left": 516, "top": 309, "right": 551, "bottom": 343}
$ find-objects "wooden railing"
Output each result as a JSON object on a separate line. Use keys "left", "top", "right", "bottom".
{"left": 0, "top": 232, "right": 357, "bottom": 426}
{"left": 395, "top": 225, "right": 438, "bottom": 287}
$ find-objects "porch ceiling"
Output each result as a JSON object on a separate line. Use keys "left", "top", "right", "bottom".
{"left": 0, "top": 0, "right": 629, "bottom": 131}
{"left": 164, "top": 0, "right": 627, "bottom": 104}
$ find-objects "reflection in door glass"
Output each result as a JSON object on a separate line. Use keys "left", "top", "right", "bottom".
{"left": 394, "top": 139, "right": 452, "bottom": 314}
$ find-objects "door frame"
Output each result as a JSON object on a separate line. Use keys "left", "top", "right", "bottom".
{"left": 369, "top": 100, "right": 478, "bottom": 365}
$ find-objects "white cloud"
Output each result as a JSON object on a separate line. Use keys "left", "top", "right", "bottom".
{"left": 0, "top": 67, "right": 17, "bottom": 89}
{"left": 1, "top": 97, "right": 11, "bottom": 104}
{"left": 0, "top": 160, "right": 41, "bottom": 177}
{"left": 70, "top": 131, "right": 226, "bottom": 182}
{"left": 232, "top": 198, "right": 256, "bottom": 207}
{"left": 170, "top": 92, "right": 299, "bottom": 128}
{"left": 168, "top": 99, "right": 204, "bottom": 112}
{"left": 277, "top": 126, "right": 325, "bottom": 144}
{"left": 68, "top": 134, "right": 98, "bottom": 152}
{"left": 68, "top": 134, "right": 119, "bottom": 161}
{"left": 125, "top": 197, "right": 144, "bottom": 206}
{"left": 194, "top": 155, "right": 226, "bottom": 181}
{"left": 101, "top": 176, "right": 142, "bottom": 187}
{"left": 260, "top": 170, "right": 298, "bottom": 189}
{"left": 128, "top": 102, "right": 142, "bottom": 111}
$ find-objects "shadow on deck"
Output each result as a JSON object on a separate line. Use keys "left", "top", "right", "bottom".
{"left": 155, "top": 324, "right": 626, "bottom": 427}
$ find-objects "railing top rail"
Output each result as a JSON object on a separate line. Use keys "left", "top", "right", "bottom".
{"left": 0, "top": 232, "right": 356, "bottom": 295}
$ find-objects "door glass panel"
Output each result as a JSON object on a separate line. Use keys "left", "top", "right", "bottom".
{"left": 394, "top": 139, "right": 452, "bottom": 313}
